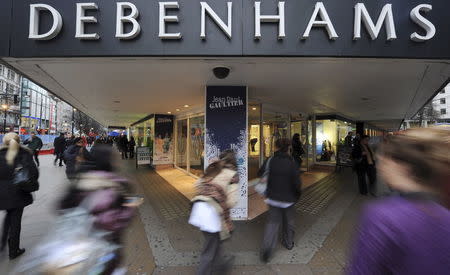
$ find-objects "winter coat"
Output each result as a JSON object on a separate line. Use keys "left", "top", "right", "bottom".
{"left": 64, "top": 144, "right": 92, "bottom": 178}
{"left": 0, "top": 146, "right": 39, "bottom": 210}
{"left": 352, "top": 143, "right": 375, "bottom": 169}
{"left": 53, "top": 136, "right": 66, "bottom": 154}
{"left": 24, "top": 136, "right": 43, "bottom": 151}
{"left": 259, "top": 151, "right": 301, "bottom": 203}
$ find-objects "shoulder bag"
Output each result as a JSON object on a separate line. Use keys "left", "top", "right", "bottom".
{"left": 12, "top": 154, "right": 39, "bottom": 193}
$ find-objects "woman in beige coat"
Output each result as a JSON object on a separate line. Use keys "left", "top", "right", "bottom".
{"left": 189, "top": 150, "right": 239, "bottom": 275}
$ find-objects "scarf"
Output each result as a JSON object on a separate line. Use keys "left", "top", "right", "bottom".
{"left": 197, "top": 178, "right": 233, "bottom": 233}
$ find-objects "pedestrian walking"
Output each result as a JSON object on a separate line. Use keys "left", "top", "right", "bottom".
{"left": 0, "top": 133, "right": 39, "bottom": 260}
{"left": 56, "top": 145, "right": 138, "bottom": 274}
{"left": 259, "top": 138, "right": 301, "bottom": 263}
{"left": 344, "top": 131, "right": 354, "bottom": 147}
{"left": 118, "top": 133, "right": 129, "bottom": 159}
{"left": 291, "top": 133, "right": 305, "bottom": 169}
{"left": 23, "top": 132, "right": 43, "bottom": 167}
{"left": 189, "top": 150, "right": 239, "bottom": 275}
{"left": 128, "top": 136, "right": 136, "bottom": 159}
{"left": 352, "top": 135, "right": 376, "bottom": 196}
{"left": 347, "top": 127, "right": 450, "bottom": 275}
{"left": 63, "top": 137, "right": 92, "bottom": 179}
{"left": 53, "top": 133, "right": 66, "bottom": 167}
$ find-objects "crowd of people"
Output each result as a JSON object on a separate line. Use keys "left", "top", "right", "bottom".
{"left": 0, "top": 126, "right": 448, "bottom": 274}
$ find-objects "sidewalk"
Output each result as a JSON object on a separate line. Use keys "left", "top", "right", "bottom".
{"left": 0, "top": 154, "right": 372, "bottom": 275}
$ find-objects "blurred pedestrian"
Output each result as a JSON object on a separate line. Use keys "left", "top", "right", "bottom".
{"left": 189, "top": 150, "right": 239, "bottom": 275}
{"left": 0, "top": 133, "right": 39, "bottom": 259}
{"left": 259, "top": 138, "right": 301, "bottom": 263}
{"left": 53, "top": 133, "right": 66, "bottom": 167}
{"left": 118, "top": 133, "right": 129, "bottom": 159}
{"left": 352, "top": 135, "right": 376, "bottom": 196}
{"left": 23, "top": 132, "right": 43, "bottom": 167}
{"left": 63, "top": 137, "right": 92, "bottom": 180}
{"left": 59, "top": 145, "right": 138, "bottom": 274}
{"left": 347, "top": 127, "right": 450, "bottom": 275}
{"left": 291, "top": 133, "right": 305, "bottom": 169}
{"left": 128, "top": 136, "right": 136, "bottom": 159}
{"left": 344, "top": 131, "right": 353, "bottom": 147}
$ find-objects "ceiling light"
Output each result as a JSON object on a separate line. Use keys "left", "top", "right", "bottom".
{"left": 176, "top": 109, "right": 180, "bottom": 111}
{"left": 167, "top": 112, "right": 172, "bottom": 114}
{"left": 184, "top": 105, "right": 189, "bottom": 108}
{"left": 252, "top": 107, "right": 257, "bottom": 111}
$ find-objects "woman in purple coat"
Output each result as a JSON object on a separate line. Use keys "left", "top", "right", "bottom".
{"left": 347, "top": 127, "right": 450, "bottom": 275}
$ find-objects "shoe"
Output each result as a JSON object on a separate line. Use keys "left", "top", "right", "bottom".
{"left": 59, "top": 164, "right": 64, "bottom": 167}
{"left": 260, "top": 250, "right": 270, "bottom": 263}
{"left": 282, "top": 241, "right": 294, "bottom": 250}
{"left": 9, "top": 248, "right": 25, "bottom": 260}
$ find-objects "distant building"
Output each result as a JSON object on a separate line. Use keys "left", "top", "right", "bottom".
{"left": 0, "top": 64, "right": 21, "bottom": 133}
{"left": 56, "top": 100, "right": 74, "bottom": 134}
{"left": 20, "top": 78, "right": 58, "bottom": 134}
{"left": 433, "top": 84, "right": 450, "bottom": 123}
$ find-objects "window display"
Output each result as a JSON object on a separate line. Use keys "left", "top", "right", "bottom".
{"left": 176, "top": 119, "right": 188, "bottom": 170}
{"left": 189, "top": 116, "right": 205, "bottom": 177}
{"left": 316, "top": 119, "right": 354, "bottom": 164}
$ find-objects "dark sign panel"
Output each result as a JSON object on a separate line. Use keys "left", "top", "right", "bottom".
{"left": 205, "top": 86, "right": 247, "bottom": 219}
{"left": 3, "top": 0, "right": 450, "bottom": 58}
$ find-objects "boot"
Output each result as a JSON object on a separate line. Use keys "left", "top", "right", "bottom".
{"left": 9, "top": 248, "right": 25, "bottom": 260}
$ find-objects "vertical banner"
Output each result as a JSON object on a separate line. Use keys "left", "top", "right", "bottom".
{"left": 153, "top": 114, "right": 174, "bottom": 165}
{"left": 205, "top": 86, "right": 248, "bottom": 220}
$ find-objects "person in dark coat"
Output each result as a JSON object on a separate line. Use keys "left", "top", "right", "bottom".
{"left": 259, "top": 138, "right": 301, "bottom": 263}
{"left": 128, "top": 136, "right": 136, "bottom": 159}
{"left": 291, "top": 133, "right": 305, "bottom": 169}
{"left": 64, "top": 137, "right": 92, "bottom": 180}
{"left": 352, "top": 135, "right": 376, "bottom": 196}
{"left": 0, "top": 133, "right": 39, "bottom": 259}
{"left": 23, "top": 132, "right": 43, "bottom": 167}
{"left": 53, "top": 133, "right": 66, "bottom": 167}
{"left": 344, "top": 132, "right": 354, "bottom": 147}
{"left": 118, "top": 133, "right": 129, "bottom": 159}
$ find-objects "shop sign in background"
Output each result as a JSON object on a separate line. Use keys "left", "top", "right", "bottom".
{"left": 153, "top": 114, "right": 174, "bottom": 165}
{"left": 205, "top": 86, "right": 248, "bottom": 220}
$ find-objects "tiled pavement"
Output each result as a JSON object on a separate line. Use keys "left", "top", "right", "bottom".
{"left": 0, "top": 154, "right": 376, "bottom": 275}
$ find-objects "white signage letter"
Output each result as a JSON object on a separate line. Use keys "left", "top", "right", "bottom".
{"left": 254, "top": 1, "right": 285, "bottom": 39}
{"left": 29, "top": 4, "right": 63, "bottom": 40}
{"left": 354, "top": 3, "right": 397, "bottom": 40}
{"left": 200, "top": 2, "right": 232, "bottom": 39}
{"left": 116, "top": 2, "right": 141, "bottom": 39}
{"left": 302, "top": 2, "right": 338, "bottom": 40}
{"left": 159, "top": 2, "right": 181, "bottom": 39}
{"left": 75, "top": 3, "right": 99, "bottom": 40}
{"left": 410, "top": 4, "right": 435, "bottom": 42}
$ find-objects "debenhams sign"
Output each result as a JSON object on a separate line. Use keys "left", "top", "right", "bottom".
{"left": 29, "top": 1, "right": 435, "bottom": 42}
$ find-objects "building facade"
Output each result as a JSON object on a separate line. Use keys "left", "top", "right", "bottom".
{"left": 434, "top": 84, "right": 450, "bottom": 122}
{"left": 0, "top": 64, "right": 21, "bottom": 133}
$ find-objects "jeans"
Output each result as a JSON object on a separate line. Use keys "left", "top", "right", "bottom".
{"left": 262, "top": 205, "right": 296, "bottom": 258}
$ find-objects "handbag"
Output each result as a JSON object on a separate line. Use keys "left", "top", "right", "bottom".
{"left": 254, "top": 157, "right": 272, "bottom": 195}
{"left": 12, "top": 155, "right": 39, "bottom": 193}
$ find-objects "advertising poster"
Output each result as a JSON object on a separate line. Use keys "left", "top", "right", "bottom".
{"left": 205, "top": 86, "right": 248, "bottom": 220}
{"left": 136, "top": 147, "right": 152, "bottom": 167}
{"left": 153, "top": 114, "right": 174, "bottom": 165}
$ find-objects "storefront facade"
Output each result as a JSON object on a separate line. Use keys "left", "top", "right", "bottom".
{"left": 1, "top": 0, "right": 449, "bottom": 219}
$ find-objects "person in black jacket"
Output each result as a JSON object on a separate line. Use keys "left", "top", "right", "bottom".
{"left": 53, "top": 133, "right": 66, "bottom": 167}
{"left": 128, "top": 136, "right": 136, "bottom": 159}
{"left": 352, "top": 135, "right": 376, "bottom": 196}
{"left": 258, "top": 138, "right": 301, "bottom": 263}
{"left": 64, "top": 137, "right": 92, "bottom": 180}
{"left": 291, "top": 133, "right": 305, "bottom": 169}
{"left": 0, "top": 133, "right": 39, "bottom": 259}
{"left": 118, "top": 133, "right": 129, "bottom": 159}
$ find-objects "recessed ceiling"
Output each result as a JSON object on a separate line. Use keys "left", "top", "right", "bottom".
{"left": 4, "top": 57, "right": 449, "bottom": 130}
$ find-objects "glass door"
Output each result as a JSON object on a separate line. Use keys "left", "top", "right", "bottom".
{"left": 262, "top": 112, "right": 289, "bottom": 160}
{"left": 248, "top": 104, "right": 261, "bottom": 180}
{"left": 189, "top": 115, "right": 205, "bottom": 177}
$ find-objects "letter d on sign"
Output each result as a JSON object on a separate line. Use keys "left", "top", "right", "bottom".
{"left": 29, "top": 4, "right": 63, "bottom": 40}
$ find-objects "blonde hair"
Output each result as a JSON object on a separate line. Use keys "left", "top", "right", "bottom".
{"left": 3, "top": 132, "right": 21, "bottom": 166}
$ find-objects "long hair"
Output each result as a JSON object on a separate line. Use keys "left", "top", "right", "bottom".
{"left": 380, "top": 127, "right": 450, "bottom": 206}
{"left": 2, "top": 132, "right": 21, "bottom": 166}
{"left": 203, "top": 150, "right": 237, "bottom": 179}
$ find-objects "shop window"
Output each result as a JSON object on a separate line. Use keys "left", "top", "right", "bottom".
{"left": 262, "top": 112, "right": 289, "bottom": 159}
{"left": 248, "top": 104, "right": 261, "bottom": 180}
{"left": 176, "top": 119, "right": 188, "bottom": 170}
{"left": 189, "top": 116, "right": 205, "bottom": 177}
{"left": 316, "top": 119, "right": 354, "bottom": 165}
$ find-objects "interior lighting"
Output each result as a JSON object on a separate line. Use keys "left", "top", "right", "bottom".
{"left": 167, "top": 111, "right": 172, "bottom": 114}
{"left": 252, "top": 107, "right": 257, "bottom": 111}
{"left": 176, "top": 109, "right": 180, "bottom": 111}
{"left": 1, "top": 104, "right": 8, "bottom": 110}
{"left": 184, "top": 105, "right": 189, "bottom": 108}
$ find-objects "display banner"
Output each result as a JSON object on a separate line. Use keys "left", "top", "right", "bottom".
{"left": 153, "top": 114, "right": 174, "bottom": 165}
{"left": 205, "top": 86, "right": 248, "bottom": 220}
{"left": 136, "top": 146, "right": 152, "bottom": 168}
